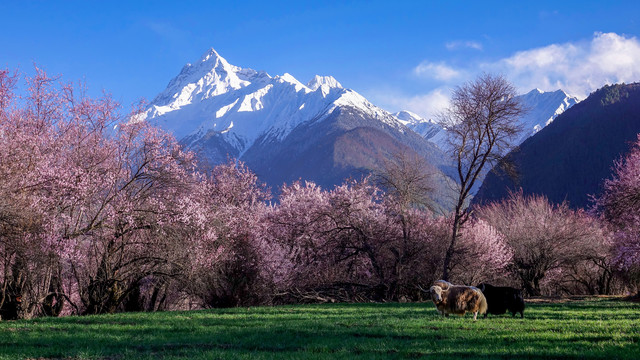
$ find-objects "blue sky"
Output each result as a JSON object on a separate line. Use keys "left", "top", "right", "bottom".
{"left": 2, "top": 1, "right": 640, "bottom": 119}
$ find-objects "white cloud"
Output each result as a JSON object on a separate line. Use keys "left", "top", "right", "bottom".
{"left": 487, "top": 32, "right": 640, "bottom": 98}
{"left": 414, "top": 61, "right": 463, "bottom": 81}
{"left": 445, "top": 40, "right": 483, "bottom": 51}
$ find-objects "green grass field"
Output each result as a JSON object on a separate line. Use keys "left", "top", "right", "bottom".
{"left": 0, "top": 297, "right": 637, "bottom": 359}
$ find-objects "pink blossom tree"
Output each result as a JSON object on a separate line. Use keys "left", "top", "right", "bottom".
{"left": 266, "top": 178, "right": 450, "bottom": 302}
{"left": 265, "top": 181, "right": 336, "bottom": 301}
{"left": 266, "top": 180, "right": 392, "bottom": 301}
{"left": 385, "top": 207, "right": 450, "bottom": 299}
{"left": 0, "top": 67, "right": 74, "bottom": 318}
{"left": 0, "top": 67, "right": 211, "bottom": 317}
{"left": 449, "top": 218, "right": 513, "bottom": 286}
{"left": 67, "top": 121, "right": 208, "bottom": 315}
{"left": 595, "top": 134, "right": 640, "bottom": 295}
{"left": 478, "top": 192, "right": 612, "bottom": 296}
{"left": 184, "top": 160, "right": 272, "bottom": 308}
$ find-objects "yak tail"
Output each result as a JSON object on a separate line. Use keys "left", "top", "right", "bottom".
{"left": 477, "top": 290, "right": 488, "bottom": 315}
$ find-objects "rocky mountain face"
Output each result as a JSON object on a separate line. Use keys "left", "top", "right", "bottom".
{"left": 515, "top": 88, "right": 580, "bottom": 144}
{"left": 474, "top": 83, "right": 640, "bottom": 209}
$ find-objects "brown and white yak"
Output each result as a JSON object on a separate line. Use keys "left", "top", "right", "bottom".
{"left": 429, "top": 283, "right": 488, "bottom": 320}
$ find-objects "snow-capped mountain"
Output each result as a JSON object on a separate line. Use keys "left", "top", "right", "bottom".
{"left": 516, "top": 88, "right": 580, "bottom": 144}
{"left": 143, "top": 48, "right": 403, "bottom": 161}
{"left": 393, "top": 88, "right": 579, "bottom": 151}
{"left": 142, "top": 48, "right": 456, "bottom": 208}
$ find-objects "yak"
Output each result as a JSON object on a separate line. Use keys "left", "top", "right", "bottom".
{"left": 429, "top": 284, "right": 487, "bottom": 320}
{"left": 476, "top": 283, "right": 525, "bottom": 318}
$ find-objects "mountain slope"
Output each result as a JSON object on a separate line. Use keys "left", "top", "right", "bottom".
{"left": 474, "top": 83, "right": 640, "bottom": 208}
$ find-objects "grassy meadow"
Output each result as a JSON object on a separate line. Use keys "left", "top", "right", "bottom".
{"left": 0, "top": 297, "right": 637, "bottom": 359}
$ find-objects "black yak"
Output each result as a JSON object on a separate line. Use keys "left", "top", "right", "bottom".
{"left": 476, "top": 283, "right": 525, "bottom": 318}
{"left": 0, "top": 295, "right": 21, "bottom": 320}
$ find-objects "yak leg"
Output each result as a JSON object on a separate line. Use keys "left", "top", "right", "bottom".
{"left": 473, "top": 311, "right": 478, "bottom": 320}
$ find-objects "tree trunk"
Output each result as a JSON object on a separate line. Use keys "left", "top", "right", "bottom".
{"left": 442, "top": 213, "right": 462, "bottom": 281}
{"left": 42, "top": 276, "right": 65, "bottom": 317}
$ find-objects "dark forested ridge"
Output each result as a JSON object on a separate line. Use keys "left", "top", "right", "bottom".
{"left": 474, "top": 82, "right": 640, "bottom": 208}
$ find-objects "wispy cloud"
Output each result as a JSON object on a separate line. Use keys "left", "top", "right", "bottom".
{"left": 414, "top": 61, "right": 464, "bottom": 81}
{"left": 538, "top": 10, "right": 560, "bottom": 19}
{"left": 371, "top": 88, "right": 451, "bottom": 120}
{"left": 445, "top": 40, "right": 483, "bottom": 51}
{"left": 143, "top": 20, "right": 190, "bottom": 43}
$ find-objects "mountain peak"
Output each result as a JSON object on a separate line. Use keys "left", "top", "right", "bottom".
{"left": 199, "top": 47, "right": 222, "bottom": 62}
{"left": 393, "top": 110, "right": 425, "bottom": 124}
{"left": 149, "top": 47, "right": 257, "bottom": 111}
{"left": 307, "top": 75, "right": 343, "bottom": 91}
{"left": 524, "top": 88, "right": 579, "bottom": 99}
{"left": 194, "top": 47, "right": 238, "bottom": 75}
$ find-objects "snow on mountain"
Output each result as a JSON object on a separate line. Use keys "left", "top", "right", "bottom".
{"left": 515, "top": 88, "right": 580, "bottom": 144}
{"left": 392, "top": 110, "right": 424, "bottom": 126}
{"left": 145, "top": 48, "right": 578, "bottom": 166}
{"left": 141, "top": 48, "right": 402, "bottom": 158}
{"left": 392, "top": 110, "right": 450, "bottom": 151}
{"left": 307, "top": 75, "right": 342, "bottom": 91}
{"left": 393, "top": 110, "right": 442, "bottom": 139}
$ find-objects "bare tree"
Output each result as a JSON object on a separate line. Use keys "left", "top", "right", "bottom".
{"left": 374, "top": 151, "right": 436, "bottom": 298}
{"left": 439, "top": 73, "right": 524, "bottom": 281}
{"left": 374, "top": 151, "right": 435, "bottom": 210}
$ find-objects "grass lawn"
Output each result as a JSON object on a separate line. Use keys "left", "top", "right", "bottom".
{"left": 0, "top": 297, "right": 637, "bottom": 359}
